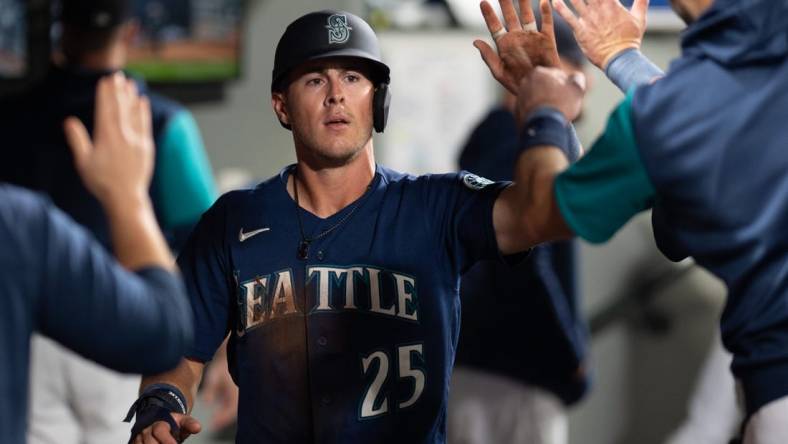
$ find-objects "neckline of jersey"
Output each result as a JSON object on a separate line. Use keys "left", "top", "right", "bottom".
{"left": 277, "top": 163, "right": 383, "bottom": 225}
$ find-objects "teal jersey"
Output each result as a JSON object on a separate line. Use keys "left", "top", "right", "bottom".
{"left": 154, "top": 110, "right": 218, "bottom": 230}
{"left": 554, "top": 92, "right": 655, "bottom": 244}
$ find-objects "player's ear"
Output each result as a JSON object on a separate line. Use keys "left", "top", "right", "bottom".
{"left": 271, "top": 92, "right": 290, "bottom": 127}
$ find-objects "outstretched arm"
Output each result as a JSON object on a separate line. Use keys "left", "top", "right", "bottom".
{"left": 492, "top": 67, "right": 586, "bottom": 253}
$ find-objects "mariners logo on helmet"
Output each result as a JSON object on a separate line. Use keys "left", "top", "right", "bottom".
{"left": 326, "top": 14, "right": 353, "bottom": 44}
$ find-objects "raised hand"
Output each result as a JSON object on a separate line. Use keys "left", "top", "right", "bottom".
{"left": 474, "top": 0, "right": 562, "bottom": 95}
{"left": 64, "top": 72, "right": 154, "bottom": 207}
{"left": 554, "top": 0, "right": 649, "bottom": 70}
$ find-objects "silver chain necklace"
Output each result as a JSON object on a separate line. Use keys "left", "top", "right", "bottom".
{"left": 292, "top": 170, "right": 372, "bottom": 260}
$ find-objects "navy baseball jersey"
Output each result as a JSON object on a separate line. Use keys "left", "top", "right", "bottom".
{"left": 178, "top": 165, "right": 511, "bottom": 443}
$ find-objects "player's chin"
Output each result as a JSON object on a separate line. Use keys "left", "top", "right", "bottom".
{"left": 314, "top": 144, "right": 364, "bottom": 167}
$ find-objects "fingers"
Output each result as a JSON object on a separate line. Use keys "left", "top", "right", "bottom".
{"left": 133, "top": 422, "right": 169, "bottom": 444}
{"left": 473, "top": 40, "right": 505, "bottom": 81}
{"left": 180, "top": 416, "right": 203, "bottom": 440}
{"left": 480, "top": 1, "right": 505, "bottom": 35}
{"left": 63, "top": 117, "right": 91, "bottom": 170}
{"left": 518, "top": 0, "right": 536, "bottom": 26}
{"left": 151, "top": 421, "right": 179, "bottom": 444}
{"left": 499, "top": 0, "right": 522, "bottom": 31}
{"left": 121, "top": 78, "right": 138, "bottom": 130}
{"left": 565, "top": 0, "right": 588, "bottom": 17}
{"left": 539, "top": 0, "right": 555, "bottom": 39}
{"left": 631, "top": 0, "right": 650, "bottom": 24}
{"left": 137, "top": 96, "right": 153, "bottom": 145}
{"left": 553, "top": 0, "right": 580, "bottom": 30}
{"left": 93, "top": 75, "right": 115, "bottom": 142}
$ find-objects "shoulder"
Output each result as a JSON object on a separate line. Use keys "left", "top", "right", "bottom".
{"left": 629, "top": 56, "right": 735, "bottom": 192}
{"left": 138, "top": 86, "right": 188, "bottom": 139}
{"left": 206, "top": 172, "right": 283, "bottom": 216}
{"left": 377, "top": 166, "right": 496, "bottom": 192}
{"left": 417, "top": 171, "right": 498, "bottom": 193}
{"left": 630, "top": 55, "right": 729, "bottom": 144}
{"left": 147, "top": 90, "right": 185, "bottom": 118}
{"left": 0, "top": 185, "right": 51, "bottom": 224}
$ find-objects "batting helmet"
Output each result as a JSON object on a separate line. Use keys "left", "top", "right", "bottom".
{"left": 271, "top": 10, "right": 391, "bottom": 132}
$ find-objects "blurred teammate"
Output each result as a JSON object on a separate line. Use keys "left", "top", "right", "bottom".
{"left": 448, "top": 11, "right": 589, "bottom": 444}
{"left": 124, "top": 7, "right": 584, "bottom": 444}
{"left": 0, "top": 73, "right": 192, "bottom": 444}
{"left": 0, "top": 1, "right": 216, "bottom": 442}
{"left": 471, "top": 0, "right": 788, "bottom": 442}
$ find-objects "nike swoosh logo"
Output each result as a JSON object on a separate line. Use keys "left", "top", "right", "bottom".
{"left": 239, "top": 227, "right": 270, "bottom": 242}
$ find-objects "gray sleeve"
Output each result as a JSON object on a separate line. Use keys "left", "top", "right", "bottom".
{"left": 605, "top": 48, "right": 665, "bottom": 93}
{"left": 35, "top": 200, "right": 193, "bottom": 374}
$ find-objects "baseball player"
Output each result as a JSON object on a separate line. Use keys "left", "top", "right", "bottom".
{"left": 472, "top": 0, "right": 788, "bottom": 442}
{"left": 0, "top": 74, "right": 192, "bottom": 444}
{"left": 0, "top": 1, "right": 217, "bottom": 442}
{"left": 124, "top": 8, "right": 583, "bottom": 444}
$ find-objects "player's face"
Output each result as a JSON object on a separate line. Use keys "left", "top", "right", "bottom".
{"left": 278, "top": 57, "right": 376, "bottom": 166}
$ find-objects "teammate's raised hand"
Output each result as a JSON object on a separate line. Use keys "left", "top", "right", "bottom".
{"left": 554, "top": 0, "right": 649, "bottom": 70}
{"left": 64, "top": 72, "right": 154, "bottom": 208}
{"left": 474, "top": 0, "right": 562, "bottom": 95}
{"left": 131, "top": 412, "right": 202, "bottom": 444}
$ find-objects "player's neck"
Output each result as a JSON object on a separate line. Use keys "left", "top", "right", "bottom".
{"left": 289, "top": 147, "right": 375, "bottom": 218}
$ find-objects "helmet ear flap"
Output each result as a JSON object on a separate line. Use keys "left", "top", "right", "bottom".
{"left": 373, "top": 83, "right": 391, "bottom": 133}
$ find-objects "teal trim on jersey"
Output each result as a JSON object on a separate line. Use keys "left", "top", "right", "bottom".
{"left": 156, "top": 110, "right": 218, "bottom": 229}
{"left": 554, "top": 91, "right": 655, "bottom": 244}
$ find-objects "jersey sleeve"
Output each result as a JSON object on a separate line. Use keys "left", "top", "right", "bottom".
{"left": 153, "top": 110, "right": 218, "bottom": 230}
{"left": 554, "top": 91, "right": 656, "bottom": 244}
{"left": 176, "top": 195, "right": 234, "bottom": 362}
{"left": 23, "top": 191, "right": 193, "bottom": 375}
{"left": 422, "top": 173, "right": 510, "bottom": 275}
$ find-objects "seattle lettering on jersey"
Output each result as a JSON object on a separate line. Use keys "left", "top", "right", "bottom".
{"left": 237, "top": 265, "right": 419, "bottom": 335}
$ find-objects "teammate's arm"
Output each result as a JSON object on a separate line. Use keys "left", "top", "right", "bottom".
{"left": 493, "top": 67, "right": 656, "bottom": 254}
{"left": 492, "top": 68, "right": 583, "bottom": 254}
